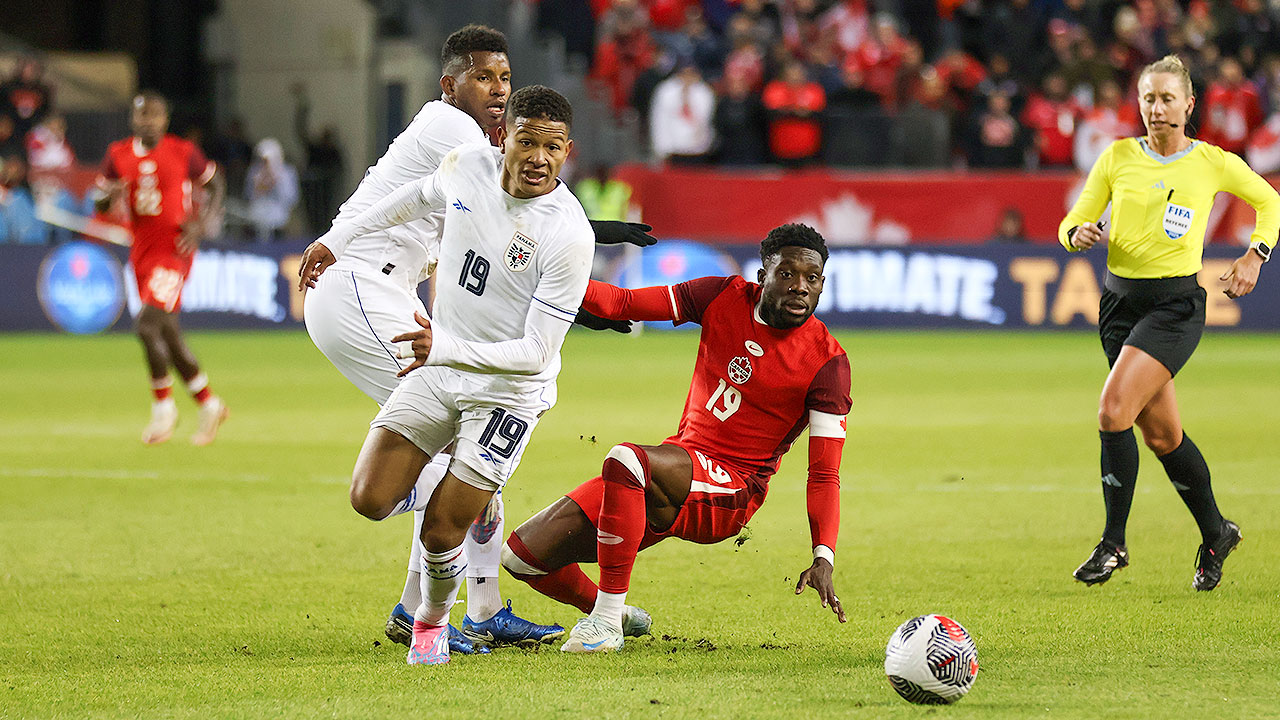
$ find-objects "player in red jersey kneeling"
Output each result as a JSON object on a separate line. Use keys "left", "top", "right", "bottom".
{"left": 96, "top": 92, "right": 227, "bottom": 445}
{"left": 502, "top": 224, "right": 851, "bottom": 652}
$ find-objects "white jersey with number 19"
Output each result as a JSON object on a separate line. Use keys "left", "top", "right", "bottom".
{"left": 424, "top": 145, "right": 595, "bottom": 394}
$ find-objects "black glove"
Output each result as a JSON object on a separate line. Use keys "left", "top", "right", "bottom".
{"left": 589, "top": 220, "right": 657, "bottom": 247}
{"left": 574, "top": 308, "right": 632, "bottom": 334}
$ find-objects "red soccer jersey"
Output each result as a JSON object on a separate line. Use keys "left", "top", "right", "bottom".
{"left": 584, "top": 276, "right": 853, "bottom": 553}
{"left": 663, "top": 276, "right": 851, "bottom": 481}
{"left": 101, "top": 134, "right": 214, "bottom": 258}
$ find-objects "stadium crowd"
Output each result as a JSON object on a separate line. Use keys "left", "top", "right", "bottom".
{"left": 7, "top": 1, "right": 1280, "bottom": 243}
{"left": 537, "top": 0, "right": 1280, "bottom": 170}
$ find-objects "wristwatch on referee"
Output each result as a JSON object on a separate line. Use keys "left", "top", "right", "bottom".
{"left": 1250, "top": 241, "right": 1272, "bottom": 263}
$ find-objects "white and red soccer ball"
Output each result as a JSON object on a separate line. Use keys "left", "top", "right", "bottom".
{"left": 884, "top": 614, "right": 979, "bottom": 704}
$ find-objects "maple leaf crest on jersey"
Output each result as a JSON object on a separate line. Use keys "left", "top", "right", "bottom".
{"left": 506, "top": 231, "right": 537, "bottom": 272}
{"left": 727, "top": 355, "right": 752, "bottom": 384}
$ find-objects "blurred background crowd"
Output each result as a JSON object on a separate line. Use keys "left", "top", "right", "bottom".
{"left": 547, "top": 0, "right": 1280, "bottom": 169}
{"left": 2, "top": 0, "right": 1279, "bottom": 245}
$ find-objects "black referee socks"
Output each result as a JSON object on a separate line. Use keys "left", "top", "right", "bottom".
{"left": 1100, "top": 428, "right": 1140, "bottom": 547}
{"left": 1158, "top": 433, "right": 1225, "bottom": 544}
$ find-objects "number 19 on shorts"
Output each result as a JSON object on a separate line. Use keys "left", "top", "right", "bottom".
{"left": 479, "top": 407, "right": 529, "bottom": 459}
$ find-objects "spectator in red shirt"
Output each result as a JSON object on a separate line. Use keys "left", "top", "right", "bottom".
{"left": 592, "top": 0, "right": 657, "bottom": 114}
{"left": 1021, "top": 71, "right": 1081, "bottom": 168}
{"left": 844, "top": 13, "right": 910, "bottom": 108}
{"left": 933, "top": 48, "right": 987, "bottom": 116}
{"left": 762, "top": 60, "right": 827, "bottom": 165}
{"left": 1200, "top": 56, "right": 1264, "bottom": 154}
{"left": 648, "top": 0, "right": 695, "bottom": 32}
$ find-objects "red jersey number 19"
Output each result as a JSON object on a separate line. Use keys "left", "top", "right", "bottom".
{"left": 705, "top": 378, "right": 742, "bottom": 421}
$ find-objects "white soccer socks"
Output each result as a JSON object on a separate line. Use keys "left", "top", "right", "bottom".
{"left": 590, "top": 589, "right": 627, "bottom": 630}
{"left": 416, "top": 543, "right": 467, "bottom": 627}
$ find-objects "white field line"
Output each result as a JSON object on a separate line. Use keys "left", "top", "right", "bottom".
{"left": 0, "top": 467, "right": 349, "bottom": 484}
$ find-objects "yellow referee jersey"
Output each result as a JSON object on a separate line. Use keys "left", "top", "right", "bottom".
{"left": 1058, "top": 137, "right": 1280, "bottom": 279}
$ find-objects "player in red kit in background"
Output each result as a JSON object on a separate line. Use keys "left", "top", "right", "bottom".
{"left": 502, "top": 223, "right": 851, "bottom": 652}
{"left": 96, "top": 92, "right": 228, "bottom": 445}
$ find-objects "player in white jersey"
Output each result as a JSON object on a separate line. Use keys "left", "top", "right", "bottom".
{"left": 300, "top": 27, "right": 653, "bottom": 652}
{"left": 297, "top": 26, "right": 561, "bottom": 653}
{"left": 306, "top": 85, "right": 592, "bottom": 665}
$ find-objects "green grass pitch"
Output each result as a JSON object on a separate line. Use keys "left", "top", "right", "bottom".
{"left": 1, "top": 328, "right": 1277, "bottom": 719}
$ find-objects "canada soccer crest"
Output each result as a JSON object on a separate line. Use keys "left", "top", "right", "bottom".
{"left": 506, "top": 231, "right": 538, "bottom": 272}
{"left": 727, "top": 355, "right": 752, "bottom": 384}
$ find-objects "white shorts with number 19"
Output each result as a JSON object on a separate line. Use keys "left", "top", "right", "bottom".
{"left": 373, "top": 365, "right": 556, "bottom": 492}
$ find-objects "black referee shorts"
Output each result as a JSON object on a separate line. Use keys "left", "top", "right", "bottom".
{"left": 1099, "top": 273, "right": 1206, "bottom": 376}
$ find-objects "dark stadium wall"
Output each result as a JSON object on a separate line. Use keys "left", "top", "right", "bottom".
{"left": 0, "top": 0, "right": 214, "bottom": 121}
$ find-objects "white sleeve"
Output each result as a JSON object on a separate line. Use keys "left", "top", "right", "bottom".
{"left": 530, "top": 227, "right": 594, "bottom": 325}
{"left": 425, "top": 229, "right": 593, "bottom": 375}
{"left": 426, "top": 303, "right": 573, "bottom": 375}
{"left": 315, "top": 167, "right": 448, "bottom": 259}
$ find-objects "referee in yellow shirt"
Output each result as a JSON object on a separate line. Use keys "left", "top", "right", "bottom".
{"left": 1059, "top": 54, "right": 1279, "bottom": 591}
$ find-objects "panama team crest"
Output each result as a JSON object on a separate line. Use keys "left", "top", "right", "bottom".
{"left": 506, "top": 231, "right": 538, "bottom": 272}
{"left": 727, "top": 355, "right": 752, "bottom": 384}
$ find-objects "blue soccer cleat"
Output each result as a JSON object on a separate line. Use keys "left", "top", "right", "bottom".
{"left": 462, "top": 600, "right": 566, "bottom": 647}
{"left": 386, "top": 603, "right": 489, "bottom": 654}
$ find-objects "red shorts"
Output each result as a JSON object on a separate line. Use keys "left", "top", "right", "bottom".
{"left": 133, "top": 251, "right": 193, "bottom": 313}
{"left": 565, "top": 442, "right": 767, "bottom": 549}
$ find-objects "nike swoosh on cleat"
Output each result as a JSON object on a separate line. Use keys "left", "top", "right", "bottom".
{"left": 583, "top": 639, "right": 609, "bottom": 649}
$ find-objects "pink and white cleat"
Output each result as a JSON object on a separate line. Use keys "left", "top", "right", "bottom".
{"left": 190, "top": 396, "right": 229, "bottom": 446}
{"left": 141, "top": 400, "right": 178, "bottom": 445}
{"left": 406, "top": 620, "right": 450, "bottom": 665}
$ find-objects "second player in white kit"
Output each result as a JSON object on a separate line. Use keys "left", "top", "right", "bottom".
{"left": 308, "top": 85, "right": 592, "bottom": 665}
{"left": 298, "top": 26, "right": 564, "bottom": 652}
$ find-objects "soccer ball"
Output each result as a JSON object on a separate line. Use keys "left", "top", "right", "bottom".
{"left": 884, "top": 614, "right": 979, "bottom": 704}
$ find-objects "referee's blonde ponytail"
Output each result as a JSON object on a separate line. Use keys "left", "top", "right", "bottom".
{"left": 1139, "top": 54, "right": 1194, "bottom": 98}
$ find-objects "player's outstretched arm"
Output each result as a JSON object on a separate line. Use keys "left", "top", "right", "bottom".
{"left": 796, "top": 358, "right": 851, "bottom": 623}
{"left": 582, "top": 279, "right": 680, "bottom": 322}
{"left": 312, "top": 171, "right": 445, "bottom": 265}
{"left": 589, "top": 220, "right": 657, "bottom": 247}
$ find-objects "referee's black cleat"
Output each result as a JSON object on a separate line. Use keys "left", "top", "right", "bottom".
{"left": 1073, "top": 540, "right": 1129, "bottom": 585}
{"left": 1192, "top": 519, "right": 1242, "bottom": 592}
